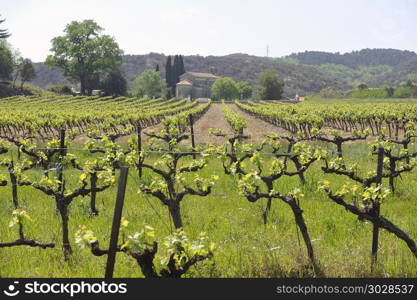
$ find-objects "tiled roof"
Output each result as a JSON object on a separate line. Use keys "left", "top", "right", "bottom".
{"left": 177, "top": 80, "right": 193, "bottom": 86}
{"left": 184, "top": 72, "right": 218, "bottom": 79}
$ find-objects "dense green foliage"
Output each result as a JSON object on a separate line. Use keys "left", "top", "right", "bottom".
{"left": 256, "top": 69, "right": 284, "bottom": 100}
{"left": 18, "top": 58, "right": 36, "bottom": 89}
{"left": 165, "top": 55, "right": 185, "bottom": 96}
{"left": 45, "top": 20, "right": 123, "bottom": 95}
{"left": 133, "top": 70, "right": 168, "bottom": 99}
{"left": 350, "top": 87, "right": 389, "bottom": 99}
{"left": 236, "top": 81, "right": 252, "bottom": 99}
{"left": 100, "top": 71, "right": 127, "bottom": 96}
{"left": 211, "top": 77, "right": 239, "bottom": 100}
{"left": 0, "top": 41, "right": 13, "bottom": 80}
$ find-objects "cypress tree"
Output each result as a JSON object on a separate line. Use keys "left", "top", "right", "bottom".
{"left": 179, "top": 55, "right": 185, "bottom": 76}
{"left": 172, "top": 55, "right": 180, "bottom": 96}
{"left": 165, "top": 56, "right": 172, "bottom": 88}
{"left": 165, "top": 56, "right": 173, "bottom": 98}
{"left": 173, "top": 55, "right": 180, "bottom": 84}
{"left": 155, "top": 64, "right": 160, "bottom": 72}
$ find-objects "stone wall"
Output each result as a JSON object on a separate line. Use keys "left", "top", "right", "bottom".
{"left": 177, "top": 73, "right": 217, "bottom": 100}
{"left": 176, "top": 85, "right": 192, "bottom": 99}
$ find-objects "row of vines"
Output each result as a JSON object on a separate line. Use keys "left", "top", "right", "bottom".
{"left": 0, "top": 96, "right": 416, "bottom": 277}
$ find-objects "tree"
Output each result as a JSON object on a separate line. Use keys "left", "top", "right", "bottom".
{"left": 101, "top": 71, "right": 127, "bottom": 96}
{"left": 45, "top": 20, "right": 123, "bottom": 95}
{"left": 0, "top": 15, "right": 11, "bottom": 39}
{"left": 19, "top": 59, "right": 36, "bottom": 89}
{"left": 165, "top": 56, "right": 172, "bottom": 97}
{"left": 173, "top": 55, "right": 179, "bottom": 86}
{"left": 165, "top": 55, "right": 186, "bottom": 97}
{"left": 236, "top": 81, "right": 252, "bottom": 99}
{"left": 0, "top": 41, "right": 14, "bottom": 80}
{"left": 385, "top": 86, "right": 395, "bottom": 97}
{"left": 171, "top": 55, "right": 185, "bottom": 96}
{"left": 155, "top": 64, "right": 159, "bottom": 72}
{"left": 173, "top": 54, "right": 185, "bottom": 84}
{"left": 405, "top": 80, "right": 414, "bottom": 88}
{"left": 178, "top": 55, "right": 185, "bottom": 75}
{"left": 256, "top": 69, "right": 284, "bottom": 100}
{"left": 358, "top": 83, "right": 368, "bottom": 89}
{"left": 12, "top": 55, "right": 23, "bottom": 88}
{"left": 211, "top": 77, "right": 239, "bottom": 101}
{"left": 133, "top": 69, "right": 167, "bottom": 99}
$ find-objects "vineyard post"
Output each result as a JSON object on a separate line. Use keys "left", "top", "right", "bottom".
{"left": 60, "top": 128, "right": 67, "bottom": 157}
{"left": 137, "top": 125, "right": 142, "bottom": 178}
{"left": 90, "top": 173, "right": 98, "bottom": 215}
{"left": 9, "top": 160, "right": 19, "bottom": 207}
{"left": 57, "top": 129, "right": 66, "bottom": 191}
{"left": 105, "top": 166, "right": 129, "bottom": 279}
{"left": 189, "top": 114, "right": 196, "bottom": 159}
{"left": 371, "top": 146, "right": 384, "bottom": 271}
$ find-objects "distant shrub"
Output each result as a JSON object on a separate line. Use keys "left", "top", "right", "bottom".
{"left": 48, "top": 85, "right": 73, "bottom": 95}
{"left": 412, "top": 87, "right": 417, "bottom": 98}
{"left": 385, "top": 87, "right": 395, "bottom": 97}
{"left": 351, "top": 87, "right": 389, "bottom": 99}
{"left": 393, "top": 86, "right": 412, "bottom": 98}
{"left": 313, "top": 87, "right": 345, "bottom": 99}
{"left": 23, "top": 84, "right": 54, "bottom": 96}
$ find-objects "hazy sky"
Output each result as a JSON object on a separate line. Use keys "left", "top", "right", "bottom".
{"left": 2, "top": 0, "right": 417, "bottom": 62}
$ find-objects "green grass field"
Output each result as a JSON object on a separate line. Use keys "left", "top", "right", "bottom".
{"left": 0, "top": 139, "right": 416, "bottom": 278}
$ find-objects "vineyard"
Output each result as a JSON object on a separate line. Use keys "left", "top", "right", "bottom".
{"left": 0, "top": 95, "right": 416, "bottom": 278}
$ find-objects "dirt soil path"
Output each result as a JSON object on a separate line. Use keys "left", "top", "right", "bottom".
{"left": 192, "top": 103, "right": 233, "bottom": 145}
{"left": 228, "top": 104, "right": 292, "bottom": 142}
{"left": 118, "top": 102, "right": 295, "bottom": 147}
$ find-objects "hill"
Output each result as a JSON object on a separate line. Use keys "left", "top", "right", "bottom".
{"left": 33, "top": 53, "right": 341, "bottom": 97}
{"left": 31, "top": 49, "right": 417, "bottom": 97}
{"left": 287, "top": 48, "right": 416, "bottom": 68}
{"left": 287, "top": 49, "right": 417, "bottom": 89}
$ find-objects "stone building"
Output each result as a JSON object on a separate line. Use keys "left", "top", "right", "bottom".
{"left": 176, "top": 72, "right": 218, "bottom": 100}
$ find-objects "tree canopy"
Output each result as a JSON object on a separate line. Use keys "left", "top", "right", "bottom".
{"left": 211, "top": 77, "right": 239, "bottom": 100}
{"left": 101, "top": 71, "right": 127, "bottom": 97}
{"left": 236, "top": 81, "right": 252, "bottom": 99}
{"left": 45, "top": 19, "right": 123, "bottom": 95}
{"left": 19, "top": 58, "right": 36, "bottom": 89}
{"left": 256, "top": 69, "right": 284, "bottom": 100}
{"left": 0, "top": 41, "right": 14, "bottom": 80}
{"left": 133, "top": 69, "right": 167, "bottom": 99}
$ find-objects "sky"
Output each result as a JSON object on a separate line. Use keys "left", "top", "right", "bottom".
{"left": 2, "top": 0, "right": 417, "bottom": 62}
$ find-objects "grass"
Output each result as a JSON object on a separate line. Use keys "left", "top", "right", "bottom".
{"left": 0, "top": 139, "right": 416, "bottom": 278}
